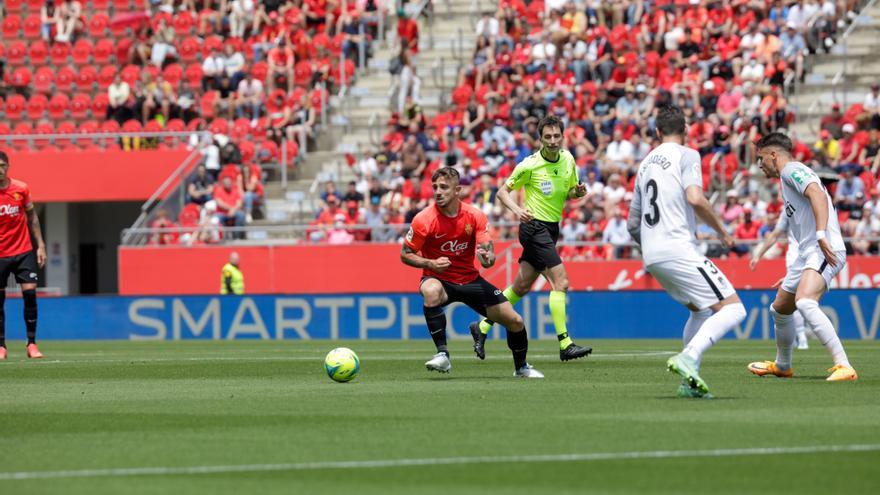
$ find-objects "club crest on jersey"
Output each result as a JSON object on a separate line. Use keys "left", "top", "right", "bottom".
{"left": 0, "top": 204, "right": 21, "bottom": 217}
{"left": 464, "top": 224, "right": 473, "bottom": 235}
{"left": 540, "top": 180, "right": 553, "bottom": 195}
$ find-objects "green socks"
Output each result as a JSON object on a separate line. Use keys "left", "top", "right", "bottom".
{"left": 549, "top": 290, "right": 572, "bottom": 349}
{"left": 479, "top": 286, "right": 522, "bottom": 334}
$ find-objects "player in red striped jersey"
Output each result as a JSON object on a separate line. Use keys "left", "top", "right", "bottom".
{"left": 0, "top": 151, "right": 47, "bottom": 359}
{"left": 400, "top": 167, "right": 542, "bottom": 378}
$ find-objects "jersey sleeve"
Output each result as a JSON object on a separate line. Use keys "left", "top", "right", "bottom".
{"left": 474, "top": 209, "right": 491, "bottom": 245}
{"left": 783, "top": 165, "right": 821, "bottom": 196}
{"left": 404, "top": 214, "right": 429, "bottom": 252}
{"left": 626, "top": 173, "right": 643, "bottom": 243}
{"left": 505, "top": 158, "right": 532, "bottom": 190}
{"left": 680, "top": 148, "right": 703, "bottom": 190}
{"left": 567, "top": 156, "right": 579, "bottom": 191}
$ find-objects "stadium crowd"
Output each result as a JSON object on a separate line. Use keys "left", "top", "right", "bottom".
{"left": 311, "top": 0, "right": 879, "bottom": 258}
{"left": 1, "top": 0, "right": 382, "bottom": 243}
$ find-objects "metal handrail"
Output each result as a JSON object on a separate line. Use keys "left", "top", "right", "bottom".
{"left": 367, "top": 112, "right": 379, "bottom": 146}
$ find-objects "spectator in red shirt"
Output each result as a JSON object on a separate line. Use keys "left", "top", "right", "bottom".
{"left": 267, "top": 38, "right": 295, "bottom": 93}
{"left": 213, "top": 175, "right": 246, "bottom": 234}
{"left": 397, "top": 11, "right": 419, "bottom": 53}
{"left": 149, "top": 209, "right": 179, "bottom": 245}
{"left": 733, "top": 208, "right": 762, "bottom": 256}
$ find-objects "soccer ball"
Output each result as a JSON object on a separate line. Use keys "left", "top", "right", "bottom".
{"left": 324, "top": 347, "right": 360, "bottom": 383}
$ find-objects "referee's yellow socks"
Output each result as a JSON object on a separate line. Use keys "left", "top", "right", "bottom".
{"left": 479, "top": 286, "right": 522, "bottom": 334}
{"left": 549, "top": 290, "right": 572, "bottom": 350}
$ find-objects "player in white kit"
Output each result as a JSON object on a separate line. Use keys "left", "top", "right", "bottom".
{"left": 747, "top": 132, "right": 858, "bottom": 381}
{"left": 749, "top": 214, "right": 810, "bottom": 349}
{"left": 627, "top": 106, "right": 747, "bottom": 398}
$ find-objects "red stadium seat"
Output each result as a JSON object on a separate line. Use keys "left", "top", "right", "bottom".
{"left": 330, "top": 34, "right": 345, "bottom": 56}
{"left": 209, "top": 118, "right": 229, "bottom": 135}
{"left": 29, "top": 40, "right": 49, "bottom": 66}
{"left": 122, "top": 120, "right": 143, "bottom": 133}
{"left": 251, "top": 61, "right": 268, "bottom": 82}
{"left": 178, "top": 36, "right": 201, "bottom": 63}
{"left": 33, "top": 67, "right": 54, "bottom": 94}
{"left": 185, "top": 64, "right": 204, "bottom": 87}
{"left": 284, "top": 139, "right": 299, "bottom": 165}
{"left": 178, "top": 204, "right": 201, "bottom": 227}
{"left": 165, "top": 118, "right": 185, "bottom": 132}
{"left": 144, "top": 120, "right": 164, "bottom": 133}
{"left": 48, "top": 94, "right": 71, "bottom": 120}
{"left": 72, "top": 39, "right": 94, "bottom": 65}
{"left": 203, "top": 35, "right": 224, "bottom": 57}
{"left": 97, "top": 65, "right": 117, "bottom": 89}
{"left": 23, "top": 14, "right": 41, "bottom": 39}
{"left": 9, "top": 67, "right": 33, "bottom": 90}
{"left": 79, "top": 120, "right": 99, "bottom": 137}
{"left": 56, "top": 66, "right": 76, "bottom": 92}
{"left": 26, "top": 0, "right": 44, "bottom": 10}
{"left": 239, "top": 140, "right": 256, "bottom": 164}
{"left": 34, "top": 122, "right": 55, "bottom": 149}
{"left": 294, "top": 61, "right": 313, "bottom": 87}
{"left": 173, "top": 11, "right": 195, "bottom": 35}
{"left": 94, "top": 38, "right": 115, "bottom": 65}
{"left": 251, "top": 118, "right": 268, "bottom": 141}
{"left": 27, "top": 94, "right": 49, "bottom": 121}
{"left": 76, "top": 65, "right": 98, "bottom": 90}
{"left": 6, "top": 41, "right": 27, "bottom": 65}
{"left": 231, "top": 119, "right": 250, "bottom": 140}
{"left": 113, "top": 0, "right": 132, "bottom": 11}
{"left": 163, "top": 63, "right": 183, "bottom": 86}
{"left": 186, "top": 118, "right": 204, "bottom": 131}
{"left": 50, "top": 43, "right": 71, "bottom": 65}
{"left": 258, "top": 140, "right": 278, "bottom": 162}
{"left": 144, "top": 64, "right": 161, "bottom": 81}
{"left": 121, "top": 64, "right": 141, "bottom": 86}
{"left": 70, "top": 93, "right": 91, "bottom": 120}
{"left": 4, "top": 94, "right": 27, "bottom": 121}
{"left": 200, "top": 91, "right": 219, "bottom": 120}
{"left": 100, "top": 119, "right": 120, "bottom": 133}
{"left": 92, "top": 0, "right": 111, "bottom": 9}
{"left": 88, "top": 14, "right": 110, "bottom": 37}
{"left": 6, "top": 0, "right": 25, "bottom": 14}
{"left": 2, "top": 15, "right": 22, "bottom": 38}
{"left": 91, "top": 93, "right": 109, "bottom": 117}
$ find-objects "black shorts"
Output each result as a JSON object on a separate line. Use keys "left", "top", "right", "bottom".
{"left": 420, "top": 276, "right": 508, "bottom": 317}
{"left": 0, "top": 251, "right": 39, "bottom": 285}
{"left": 518, "top": 220, "right": 562, "bottom": 271}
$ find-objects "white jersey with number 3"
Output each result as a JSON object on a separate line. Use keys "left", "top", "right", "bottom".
{"left": 632, "top": 142, "right": 704, "bottom": 266}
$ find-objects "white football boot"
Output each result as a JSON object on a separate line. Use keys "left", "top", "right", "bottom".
{"left": 425, "top": 353, "right": 451, "bottom": 373}
{"left": 513, "top": 363, "right": 544, "bottom": 378}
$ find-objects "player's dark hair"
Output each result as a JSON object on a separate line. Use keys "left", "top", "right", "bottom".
{"left": 431, "top": 166, "right": 460, "bottom": 184}
{"left": 656, "top": 105, "right": 686, "bottom": 136}
{"left": 538, "top": 115, "right": 565, "bottom": 136}
{"left": 0, "top": 151, "right": 8, "bottom": 165}
{"left": 755, "top": 132, "right": 793, "bottom": 153}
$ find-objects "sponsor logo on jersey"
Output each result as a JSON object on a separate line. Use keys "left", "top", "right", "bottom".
{"left": 540, "top": 180, "right": 553, "bottom": 195}
{"left": 785, "top": 201, "right": 796, "bottom": 218}
{"left": 440, "top": 239, "right": 469, "bottom": 254}
{"left": 464, "top": 224, "right": 473, "bottom": 235}
{"left": 790, "top": 168, "right": 811, "bottom": 185}
{"left": 0, "top": 204, "right": 21, "bottom": 217}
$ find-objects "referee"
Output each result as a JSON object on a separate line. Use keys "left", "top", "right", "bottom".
{"left": 470, "top": 116, "right": 592, "bottom": 362}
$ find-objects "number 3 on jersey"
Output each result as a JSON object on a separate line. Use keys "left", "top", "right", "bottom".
{"left": 644, "top": 179, "right": 660, "bottom": 227}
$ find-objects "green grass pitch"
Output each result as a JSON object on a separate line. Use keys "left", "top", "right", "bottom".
{"left": 1, "top": 339, "right": 878, "bottom": 494}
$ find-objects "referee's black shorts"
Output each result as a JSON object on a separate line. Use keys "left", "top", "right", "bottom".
{"left": 0, "top": 251, "right": 39, "bottom": 285}
{"left": 420, "top": 276, "right": 508, "bottom": 317}
{"left": 518, "top": 219, "right": 563, "bottom": 271}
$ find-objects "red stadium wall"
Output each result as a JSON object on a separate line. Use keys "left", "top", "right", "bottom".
{"left": 7, "top": 150, "right": 191, "bottom": 202}
{"left": 119, "top": 245, "right": 880, "bottom": 295}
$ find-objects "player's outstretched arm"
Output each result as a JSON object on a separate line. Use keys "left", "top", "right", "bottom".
{"left": 26, "top": 207, "right": 47, "bottom": 268}
{"left": 685, "top": 186, "right": 734, "bottom": 249}
{"left": 400, "top": 245, "right": 450, "bottom": 272}
{"left": 804, "top": 183, "right": 838, "bottom": 267}
{"left": 750, "top": 229, "right": 781, "bottom": 270}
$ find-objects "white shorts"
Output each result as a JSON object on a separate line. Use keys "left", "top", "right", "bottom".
{"left": 647, "top": 253, "right": 737, "bottom": 310}
{"left": 781, "top": 249, "right": 846, "bottom": 295}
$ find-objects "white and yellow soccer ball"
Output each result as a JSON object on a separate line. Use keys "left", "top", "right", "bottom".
{"left": 324, "top": 347, "right": 360, "bottom": 383}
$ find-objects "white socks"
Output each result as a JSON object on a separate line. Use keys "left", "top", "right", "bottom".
{"left": 793, "top": 310, "right": 806, "bottom": 337}
{"left": 796, "top": 299, "right": 851, "bottom": 368}
{"left": 772, "top": 306, "right": 796, "bottom": 370}
{"left": 684, "top": 303, "right": 747, "bottom": 365}
{"left": 683, "top": 308, "right": 712, "bottom": 368}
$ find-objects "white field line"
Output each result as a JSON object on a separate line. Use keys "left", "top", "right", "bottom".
{"left": 1, "top": 444, "right": 878, "bottom": 481}
{"left": 0, "top": 351, "right": 675, "bottom": 365}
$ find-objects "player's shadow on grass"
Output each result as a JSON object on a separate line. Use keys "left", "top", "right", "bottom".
{"left": 426, "top": 376, "right": 511, "bottom": 381}
{"left": 654, "top": 396, "right": 739, "bottom": 400}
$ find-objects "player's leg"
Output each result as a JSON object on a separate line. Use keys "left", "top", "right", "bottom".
{"left": 485, "top": 302, "right": 541, "bottom": 378}
{"left": 0, "top": 289, "right": 6, "bottom": 360}
{"left": 470, "top": 262, "right": 539, "bottom": 360}
{"left": 419, "top": 278, "right": 451, "bottom": 373}
{"left": 682, "top": 307, "right": 713, "bottom": 365}
{"left": 795, "top": 263, "right": 857, "bottom": 381}
{"left": 13, "top": 253, "right": 42, "bottom": 358}
{"left": 543, "top": 263, "right": 592, "bottom": 360}
{"left": 793, "top": 310, "right": 809, "bottom": 350}
{"left": 748, "top": 288, "right": 797, "bottom": 377}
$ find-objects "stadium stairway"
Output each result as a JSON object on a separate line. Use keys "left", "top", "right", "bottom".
{"left": 788, "top": 0, "right": 880, "bottom": 140}
{"left": 257, "top": 0, "right": 483, "bottom": 228}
